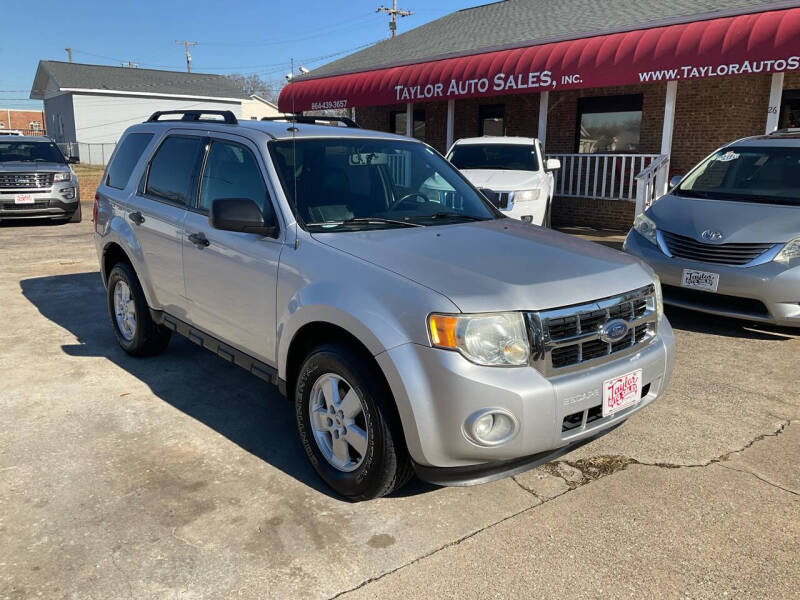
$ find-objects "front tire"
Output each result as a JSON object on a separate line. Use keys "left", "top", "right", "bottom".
{"left": 295, "top": 344, "right": 413, "bottom": 501}
{"left": 542, "top": 196, "right": 552, "bottom": 228}
{"left": 69, "top": 203, "right": 82, "bottom": 223}
{"left": 106, "top": 262, "right": 171, "bottom": 356}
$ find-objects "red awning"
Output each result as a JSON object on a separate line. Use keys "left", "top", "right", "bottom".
{"left": 279, "top": 8, "right": 800, "bottom": 112}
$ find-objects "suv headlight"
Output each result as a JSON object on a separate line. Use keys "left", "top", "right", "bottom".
{"left": 428, "top": 312, "right": 530, "bottom": 366}
{"left": 53, "top": 172, "right": 72, "bottom": 182}
{"left": 775, "top": 237, "right": 800, "bottom": 264}
{"left": 633, "top": 213, "right": 658, "bottom": 246}
{"left": 514, "top": 189, "right": 540, "bottom": 203}
{"left": 652, "top": 274, "right": 664, "bottom": 320}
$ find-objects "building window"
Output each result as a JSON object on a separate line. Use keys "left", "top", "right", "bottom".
{"left": 479, "top": 104, "right": 505, "bottom": 136}
{"left": 29, "top": 121, "right": 42, "bottom": 131}
{"left": 576, "top": 94, "right": 643, "bottom": 153}
{"left": 390, "top": 109, "right": 426, "bottom": 140}
{"left": 779, "top": 90, "right": 800, "bottom": 129}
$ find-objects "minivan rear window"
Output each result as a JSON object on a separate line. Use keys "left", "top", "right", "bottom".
{"left": 106, "top": 133, "right": 153, "bottom": 190}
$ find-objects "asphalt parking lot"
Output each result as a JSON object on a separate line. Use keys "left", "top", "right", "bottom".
{"left": 1, "top": 217, "right": 798, "bottom": 600}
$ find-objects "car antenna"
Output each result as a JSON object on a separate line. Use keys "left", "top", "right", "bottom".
{"left": 291, "top": 57, "right": 299, "bottom": 250}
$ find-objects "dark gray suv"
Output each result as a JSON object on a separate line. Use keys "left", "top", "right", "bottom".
{"left": 0, "top": 136, "right": 81, "bottom": 223}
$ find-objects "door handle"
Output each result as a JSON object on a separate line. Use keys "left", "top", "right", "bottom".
{"left": 188, "top": 232, "right": 210, "bottom": 247}
{"left": 128, "top": 211, "right": 145, "bottom": 225}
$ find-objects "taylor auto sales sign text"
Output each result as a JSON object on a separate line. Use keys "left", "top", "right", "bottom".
{"left": 280, "top": 8, "right": 800, "bottom": 112}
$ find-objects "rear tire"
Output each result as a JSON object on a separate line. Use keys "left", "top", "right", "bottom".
{"left": 69, "top": 203, "right": 82, "bottom": 223}
{"left": 106, "top": 262, "right": 171, "bottom": 356}
{"left": 295, "top": 343, "right": 413, "bottom": 501}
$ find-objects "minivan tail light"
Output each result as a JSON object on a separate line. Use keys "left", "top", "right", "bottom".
{"left": 93, "top": 194, "right": 99, "bottom": 232}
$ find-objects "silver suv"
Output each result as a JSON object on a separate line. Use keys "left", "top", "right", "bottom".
{"left": 625, "top": 130, "right": 800, "bottom": 327}
{"left": 94, "top": 110, "right": 674, "bottom": 500}
{"left": 0, "top": 136, "right": 81, "bottom": 223}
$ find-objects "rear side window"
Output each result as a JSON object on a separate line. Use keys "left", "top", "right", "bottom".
{"left": 145, "top": 135, "right": 206, "bottom": 206}
{"left": 106, "top": 133, "right": 153, "bottom": 190}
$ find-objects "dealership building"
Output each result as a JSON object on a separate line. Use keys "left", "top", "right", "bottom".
{"left": 280, "top": 0, "right": 800, "bottom": 228}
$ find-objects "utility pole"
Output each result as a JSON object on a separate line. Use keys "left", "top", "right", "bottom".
{"left": 65, "top": 47, "right": 72, "bottom": 63}
{"left": 377, "top": 0, "right": 413, "bottom": 37}
{"left": 175, "top": 40, "right": 198, "bottom": 73}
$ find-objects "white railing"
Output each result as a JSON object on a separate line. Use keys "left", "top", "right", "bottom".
{"left": 546, "top": 153, "right": 660, "bottom": 201}
{"left": 634, "top": 154, "right": 670, "bottom": 215}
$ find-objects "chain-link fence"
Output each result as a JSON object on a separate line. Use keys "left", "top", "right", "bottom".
{"left": 58, "top": 142, "right": 117, "bottom": 166}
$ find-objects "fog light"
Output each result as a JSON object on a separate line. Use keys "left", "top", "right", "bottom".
{"left": 521, "top": 215, "right": 533, "bottom": 223}
{"left": 466, "top": 409, "right": 518, "bottom": 446}
{"left": 61, "top": 187, "right": 76, "bottom": 200}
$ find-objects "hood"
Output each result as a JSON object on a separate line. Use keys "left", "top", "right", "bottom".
{"left": 460, "top": 169, "right": 546, "bottom": 191}
{"left": 648, "top": 194, "right": 800, "bottom": 244}
{"left": 311, "top": 219, "right": 652, "bottom": 313}
{"left": 0, "top": 162, "right": 70, "bottom": 173}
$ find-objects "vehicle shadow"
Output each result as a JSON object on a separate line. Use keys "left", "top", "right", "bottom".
{"left": 666, "top": 305, "right": 799, "bottom": 341}
{"left": 20, "top": 271, "right": 436, "bottom": 500}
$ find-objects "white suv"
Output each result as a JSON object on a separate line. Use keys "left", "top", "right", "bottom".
{"left": 447, "top": 137, "right": 560, "bottom": 226}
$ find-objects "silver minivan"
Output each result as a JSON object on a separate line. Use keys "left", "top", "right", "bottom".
{"left": 94, "top": 111, "right": 674, "bottom": 499}
{"left": 625, "top": 131, "right": 800, "bottom": 328}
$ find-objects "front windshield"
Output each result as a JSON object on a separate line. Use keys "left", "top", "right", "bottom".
{"left": 269, "top": 138, "right": 498, "bottom": 231}
{"left": 0, "top": 140, "right": 67, "bottom": 164}
{"left": 448, "top": 143, "right": 538, "bottom": 171}
{"left": 676, "top": 146, "right": 800, "bottom": 206}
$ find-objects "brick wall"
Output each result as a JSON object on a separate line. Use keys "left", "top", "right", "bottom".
{"left": 0, "top": 108, "right": 45, "bottom": 132}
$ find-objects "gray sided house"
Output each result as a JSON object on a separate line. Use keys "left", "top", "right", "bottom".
{"left": 30, "top": 61, "right": 248, "bottom": 146}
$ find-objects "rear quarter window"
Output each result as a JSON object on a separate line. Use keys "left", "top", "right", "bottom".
{"left": 106, "top": 133, "right": 153, "bottom": 190}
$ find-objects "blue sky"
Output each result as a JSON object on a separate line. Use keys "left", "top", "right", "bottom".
{"left": 0, "top": 0, "right": 487, "bottom": 109}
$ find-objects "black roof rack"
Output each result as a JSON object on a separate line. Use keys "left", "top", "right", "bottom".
{"left": 261, "top": 115, "right": 359, "bottom": 128}
{"left": 146, "top": 110, "right": 238, "bottom": 124}
{"left": 769, "top": 127, "right": 800, "bottom": 135}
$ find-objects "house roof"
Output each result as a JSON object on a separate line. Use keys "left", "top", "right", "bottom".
{"left": 305, "top": 0, "right": 796, "bottom": 79}
{"left": 30, "top": 60, "right": 249, "bottom": 100}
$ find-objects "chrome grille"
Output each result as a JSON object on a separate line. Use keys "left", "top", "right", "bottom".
{"left": 0, "top": 172, "right": 54, "bottom": 190}
{"left": 661, "top": 230, "right": 774, "bottom": 266}
{"left": 479, "top": 189, "right": 511, "bottom": 210}
{"left": 527, "top": 285, "right": 657, "bottom": 376}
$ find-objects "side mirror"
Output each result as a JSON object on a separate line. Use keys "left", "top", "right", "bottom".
{"left": 545, "top": 158, "right": 561, "bottom": 171}
{"left": 669, "top": 175, "right": 683, "bottom": 188}
{"left": 67, "top": 156, "right": 78, "bottom": 164}
{"left": 210, "top": 197, "right": 278, "bottom": 237}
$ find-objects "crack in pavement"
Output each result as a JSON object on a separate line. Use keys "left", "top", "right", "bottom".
{"left": 329, "top": 419, "right": 793, "bottom": 599}
{"left": 717, "top": 462, "right": 798, "bottom": 497}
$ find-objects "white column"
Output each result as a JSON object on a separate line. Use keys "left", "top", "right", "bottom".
{"left": 538, "top": 92, "right": 549, "bottom": 145}
{"left": 766, "top": 72, "right": 784, "bottom": 133}
{"left": 446, "top": 100, "right": 455, "bottom": 151}
{"left": 660, "top": 80, "right": 678, "bottom": 156}
{"left": 405, "top": 102, "right": 413, "bottom": 137}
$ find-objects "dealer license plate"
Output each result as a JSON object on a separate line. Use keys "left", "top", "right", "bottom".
{"left": 14, "top": 194, "right": 34, "bottom": 204}
{"left": 681, "top": 268, "right": 719, "bottom": 292}
{"left": 602, "top": 368, "right": 643, "bottom": 417}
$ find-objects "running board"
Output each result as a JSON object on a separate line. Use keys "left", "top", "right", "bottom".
{"left": 150, "top": 309, "right": 282, "bottom": 390}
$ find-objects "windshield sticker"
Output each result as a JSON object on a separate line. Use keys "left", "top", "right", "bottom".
{"left": 716, "top": 151, "right": 740, "bottom": 162}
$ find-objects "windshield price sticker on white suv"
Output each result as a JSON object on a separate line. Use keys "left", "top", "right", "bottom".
{"left": 681, "top": 269, "right": 720, "bottom": 292}
{"left": 602, "top": 369, "right": 642, "bottom": 417}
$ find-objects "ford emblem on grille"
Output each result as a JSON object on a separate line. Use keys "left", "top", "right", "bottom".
{"left": 701, "top": 229, "right": 724, "bottom": 242}
{"left": 600, "top": 319, "right": 629, "bottom": 343}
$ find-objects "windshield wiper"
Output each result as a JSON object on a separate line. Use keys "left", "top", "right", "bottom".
{"left": 406, "top": 212, "right": 489, "bottom": 222}
{"left": 306, "top": 217, "right": 424, "bottom": 229}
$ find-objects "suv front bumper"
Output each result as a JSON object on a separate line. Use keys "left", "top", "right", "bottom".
{"left": 376, "top": 318, "right": 674, "bottom": 483}
{"left": 625, "top": 229, "right": 800, "bottom": 327}
{"left": 0, "top": 186, "right": 80, "bottom": 220}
